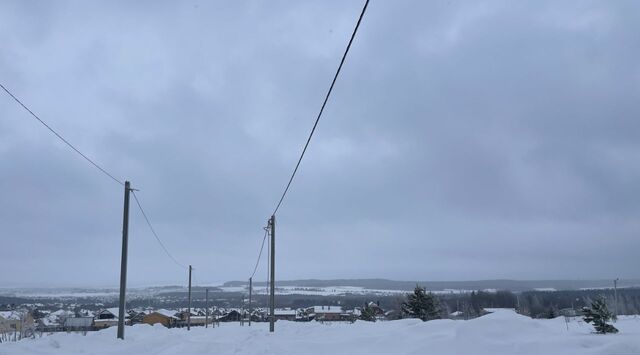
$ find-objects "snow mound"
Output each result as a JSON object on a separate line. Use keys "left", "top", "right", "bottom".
{"left": 2, "top": 309, "right": 640, "bottom": 355}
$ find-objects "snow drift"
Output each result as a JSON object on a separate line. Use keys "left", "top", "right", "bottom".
{"left": 1, "top": 309, "right": 639, "bottom": 355}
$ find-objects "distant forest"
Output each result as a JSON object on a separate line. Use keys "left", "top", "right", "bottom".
{"left": 3, "top": 287, "right": 640, "bottom": 321}
{"left": 436, "top": 288, "right": 640, "bottom": 319}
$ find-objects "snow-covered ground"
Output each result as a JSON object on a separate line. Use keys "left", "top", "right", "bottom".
{"left": 2, "top": 309, "right": 639, "bottom": 355}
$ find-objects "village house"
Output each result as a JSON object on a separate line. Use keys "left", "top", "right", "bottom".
{"left": 219, "top": 309, "right": 243, "bottom": 322}
{"left": 63, "top": 316, "right": 94, "bottom": 331}
{"left": 142, "top": 309, "right": 179, "bottom": 328}
{"left": 37, "top": 316, "right": 62, "bottom": 332}
{"left": 307, "top": 306, "right": 343, "bottom": 321}
{"left": 94, "top": 308, "right": 124, "bottom": 329}
{"left": 273, "top": 308, "right": 297, "bottom": 321}
{"left": 50, "top": 309, "right": 74, "bottom": 326}
{"left": 175, "top": 310, "right": 196, "bottom": 327}
{"left": 0, "top": 310, "right": 35, "bottom": 337}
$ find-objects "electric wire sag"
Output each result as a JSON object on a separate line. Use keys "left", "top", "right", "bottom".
{"left": 131, "top": 191, "right": 187, "bottom": 269}
{"left": 271, "top": 0, "right": 370, "bottom": 216}
{"left": 0, "top": 83, "right": 124, "bottom": 186}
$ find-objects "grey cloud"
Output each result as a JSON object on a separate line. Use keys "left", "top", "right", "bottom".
{"left": 1, "top": 0, "right": 639, "bottom": 287}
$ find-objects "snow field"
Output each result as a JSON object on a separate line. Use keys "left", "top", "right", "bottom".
{"left": 1, "top": 309, "right": 639, "bottom": 355}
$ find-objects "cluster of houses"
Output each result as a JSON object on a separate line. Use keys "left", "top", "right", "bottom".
{"left": 0, "top": 303, "right": 390, "bottom": 336}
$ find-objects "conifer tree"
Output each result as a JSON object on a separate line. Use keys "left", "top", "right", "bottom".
{"left": 401, "top": 285, "right": 441, "bottom": 321}
{"left": 582, "top": 297, "right": 618, "bottom": 334}
{"left": 360, "top": 303, "right": 376, "bottom": 322}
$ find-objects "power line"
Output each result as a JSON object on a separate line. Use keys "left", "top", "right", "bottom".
{"left": 0, "top": 83, "right": 124, "bottom": 186}
{"left": 250, "top": 224, "right": 269, "bottom": 279}
{"left": 131, "top": 190, "right": 187, "bottom": 269}
{"left": 271, "top": 0, "right": 370, "bottom": 216}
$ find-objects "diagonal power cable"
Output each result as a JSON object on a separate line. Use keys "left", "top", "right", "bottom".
{"left": 250, "top": 225, "right": 269, "bottom": 279}
{"left": 271, "top": 0, "right": 370, "bottom": 216}
{"left": 0, "top": 83, "right": 124, "bottom": 186}
{"left": 131, "top": 190, "right": 187, "bottom": 269}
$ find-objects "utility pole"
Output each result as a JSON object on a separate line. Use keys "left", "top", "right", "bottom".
{"left": 249, "top": 277, "right": 253, "bottom": 326}
{"left": 117, "top": 181, "right": 131, "bottom": 340}
{"left": 269, "top": 215, "right": 275, "bottom": 332}
{"left": 248, "top": 277, "right": 252, "bottom": 326}
{"left": 614, "top": 278, "right": 619, "bottom": 320}
{"left": 188, "top": 265, "right": 192, "bottom": 330}
{"left": 205, "top": 288, "right": 209, "bottom": 328}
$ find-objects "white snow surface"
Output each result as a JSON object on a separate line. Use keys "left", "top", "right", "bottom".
{"left": 2, "top": 309, "right": 640, "bottom": 355}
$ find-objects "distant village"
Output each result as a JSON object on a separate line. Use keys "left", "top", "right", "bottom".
{"left": 1, "top": 302, "right": 406, "bottom": 342}
{"left": 3, "top": 285, "right": 639, "bottom": 343}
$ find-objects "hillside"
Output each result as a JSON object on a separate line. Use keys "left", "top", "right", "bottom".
{"left": 2, "top": 309, "right": 639, "bottom": 355}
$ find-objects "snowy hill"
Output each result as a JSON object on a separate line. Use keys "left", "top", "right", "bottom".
{"left": 1, "top": 309, "right": 639, "bottom": 355}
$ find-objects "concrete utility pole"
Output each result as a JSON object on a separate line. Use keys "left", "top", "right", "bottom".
{"left": 205, "top": 288, "right": 209, "bottom": 328}
{"left": 614, "top": 278, "right": 619, "bottom": 320}
{"left": 269, "top": 215, "right": 275, "bottom": 332}
{"left": 248, "top": 277, "right": 252, "bottom": 326}
{"left": 188, "top": 265, "right": 192, "bottom": 330}
{"left": 117, "top": 181, "right": 132, "bottom": 340}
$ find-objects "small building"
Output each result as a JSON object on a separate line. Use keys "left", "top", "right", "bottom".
{"left": 142, "top": 310, "right": 179, "bottom": 328}
{"left": 307, "top": 306, "right": 343, "bottom": 321}
{"left": 63, "top": 317, "right": 94, "bottom": 331}
{"left": 96, "top": 308, "right": 119, "bottom": 320}
{"left": 50, "top": 309, "right": 74, "bottom": 326}
{"left": 0, "top": 310, "right": 34, "bottom": 335}
{"left": 94, "top": 308, "right": 122, "bottom": 329}
{"left": 37, "top": 316, "right": 63, "bottom": 332}
{"left": 274, "top": 309, "right": 297, "bottom": 321}
{"left": 219, "top": 310, "right": 242, "bottom": 322}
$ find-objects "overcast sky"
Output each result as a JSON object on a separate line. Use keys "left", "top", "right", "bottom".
{"left": 1, "top": 0, "right": 639, "bottom": 287}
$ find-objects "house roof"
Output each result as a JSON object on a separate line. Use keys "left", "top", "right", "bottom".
{"left": 274, "top": 309, "right": 297, "bottom": 316}
{"left": 39, "top": 317, "right": 56, "bottom": 326}
{"left": 152, "top": 309, "right": 179, "bottom": 319}
{"left": 310, "top": 306, "right": 342, "bottom": 314}
{"left": 106, "top": 308, "right": 120, "bottom": 317}
{"left": 0, "top": 311, "right": 23, "bottom": 320}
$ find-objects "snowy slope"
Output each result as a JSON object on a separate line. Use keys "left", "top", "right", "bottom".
{"left": 2, "top": 309, "right": 639, "bottom": 355}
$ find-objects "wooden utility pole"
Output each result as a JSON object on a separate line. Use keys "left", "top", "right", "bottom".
{"left": 205, "top": 288, "right": 209, "bottom": 328}
{"left": 117, "top": 181, "right": 131, "bottom": 340}
{"left": 248, "top": 277, "right": 252, "bottom": 326}
{"left": 269, "top": 215, "right": 275, "bottom": 332}
{"left": 188, "top": 265, "right": 192, "bottom": 330}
